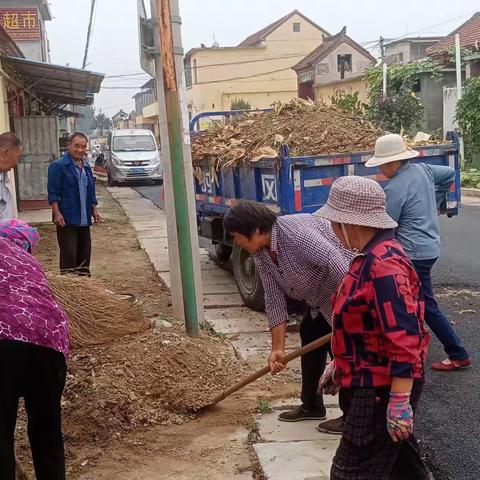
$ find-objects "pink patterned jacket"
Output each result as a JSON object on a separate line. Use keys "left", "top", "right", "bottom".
{"left": 0, "top": 237, "right": 70, "bottom": 359}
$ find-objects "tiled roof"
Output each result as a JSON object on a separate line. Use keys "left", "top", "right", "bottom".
{"left": 293, "top": 27, "right": 376, "bottom": 71}
{"left": 237, "top": 9, "right": 329, "bottom": 47}
{"left": 427, "top": 12, "right": 480, "bottom": 55}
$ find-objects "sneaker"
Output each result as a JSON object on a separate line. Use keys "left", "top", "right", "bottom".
{"left": 316, "top": 416, "right": 345, "bottom": 435}
{"left": 278, "top": 405, "right": 326, "bottom": 422}
{"left": 431, "top": 357, "right": 472, "bottom": 371}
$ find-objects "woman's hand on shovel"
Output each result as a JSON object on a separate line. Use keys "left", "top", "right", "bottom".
{"left": 269, "top": 349, "right": 287, "bottom": 374}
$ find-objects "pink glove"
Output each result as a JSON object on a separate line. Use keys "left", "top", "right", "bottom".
{"left": 318, "top": 361, "right": 340, "bottom": 396}
{"left": 387, "top": 392, "right": 413, "bottom": 442}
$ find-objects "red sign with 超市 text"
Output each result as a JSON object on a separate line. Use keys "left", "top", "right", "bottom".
{"left": 0, "top": 8, "right": 41, "bottom": 42}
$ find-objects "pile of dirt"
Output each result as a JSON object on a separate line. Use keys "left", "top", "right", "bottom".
{"left": 63, "top": 324, "right": 248, "bottom": 446}
{"left": 191, "top": 98, "right": 383, "bottom": 168}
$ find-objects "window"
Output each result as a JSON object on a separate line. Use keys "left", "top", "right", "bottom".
{"left": 193, "top": 59, "right": 198, "bottom": 84}
{"left": 397, "top": 52, "right": 404, "bottom": 63}
{"left": 293, "top": 22, "right": 301, "bottom": 32}
{"left": 337, "top": 54, "right": 352, "bottom": 79}
{"left": 412, "top": 79, "right": 421, "bottom": 93}
{"left": 184, "top": 58, "right": 192, "bottom": 88}
{"left": 113, "top": 136, "right": 156, "bottom": 152}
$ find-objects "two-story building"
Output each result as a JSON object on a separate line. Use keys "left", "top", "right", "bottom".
{"left": 384, "top": 37, "right": 442, "bottom": 65}
{"left": 0, "top": 0, "right": 51, "bottom": 62}
{"left": 184, "top": 10, "right": 329, "bottom": 116}
{"left": 293, "top": 27, "right": 376, "bottom": 103}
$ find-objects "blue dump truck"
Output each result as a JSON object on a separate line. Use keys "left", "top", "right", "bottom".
{"left": 191, "top": 112, "right": 462, "bottom": 311}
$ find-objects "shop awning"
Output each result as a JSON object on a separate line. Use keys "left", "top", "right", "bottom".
{"left": 3, "top": 56, "right": 104, "bottom": 106}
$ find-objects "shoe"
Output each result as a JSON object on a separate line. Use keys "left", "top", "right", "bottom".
{"left": 316, "top": 416, "right": 345, "bottom": 435}
{"left": 278, "top": 405, "right": 326, "bottom": 422}
{"left": 431, "top": 357, "right": 472, "bottom": 371}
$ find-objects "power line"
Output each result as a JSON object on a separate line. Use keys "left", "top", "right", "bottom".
{"left": 82, "top": 0, "right": 97, "bottom": 69}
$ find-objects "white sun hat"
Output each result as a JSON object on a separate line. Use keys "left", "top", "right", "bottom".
{"left": 365, "top": 133, "right": 419, "bottom": 168}
{"left": 315, "top": 176, "right": 398, "bottom": 229}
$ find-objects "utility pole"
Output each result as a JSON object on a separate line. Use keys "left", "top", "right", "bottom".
{"left": 151, "top": 0, "right": 203, "bottom": 336}
{"left": 455, "top": 33, "right": 465, "bottom": 167}
{"left": 380, "top": 36, "right": 388, "bottom": 98}
{"left": 82, "top": 0, "right": 96, "bottom": 69}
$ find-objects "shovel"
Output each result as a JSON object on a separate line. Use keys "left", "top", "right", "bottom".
{"left": 210, "top": 333, "right": 332, "bottom": 406}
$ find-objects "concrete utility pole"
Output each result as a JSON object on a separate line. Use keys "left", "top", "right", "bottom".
{"left": 151, "top": 0, "right": 203, "bottom": 336}
{"left": 380, "top": 36, "right": 388, "bottom": 98}
{"left": 455, "top": 33, "right": 465, "bottom": 167}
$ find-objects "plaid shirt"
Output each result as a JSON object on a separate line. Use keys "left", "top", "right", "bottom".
{"left": 332, "top": 231, "right": 430, "bottom": 388}
{"left": 254, "top": 215, "right": 353, "bottom": 330}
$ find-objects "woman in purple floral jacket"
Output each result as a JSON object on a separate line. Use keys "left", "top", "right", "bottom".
{"left": 0, "top": 220, "right": 69, "bottom": 480}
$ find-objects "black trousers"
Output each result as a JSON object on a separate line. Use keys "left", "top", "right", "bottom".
{"left": 0, "top": 340, "right": 67, "bottom": 480}
{"left": 331, "top": 379, "right": 427, "bottom": 480}
{"left": 56, "top": 225, "right": 91, "bottom": 275}
{"left": 299, "top": 310, "right": 332, "bottom": 411}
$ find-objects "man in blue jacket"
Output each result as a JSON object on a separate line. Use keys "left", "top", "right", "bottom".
{"left": 48, "top": 132, "right": 100, "bottom": 275}
{"left": 367, "top": 134, "right": 471, "bottom": 372}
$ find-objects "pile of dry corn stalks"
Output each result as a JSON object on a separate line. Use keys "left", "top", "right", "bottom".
{"left": 190, "top": 98, "right": 384, "bottom": 172}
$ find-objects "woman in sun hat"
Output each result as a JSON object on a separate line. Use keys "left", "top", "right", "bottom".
{"left": 0, "top": 219, "right": 69, "bottom": 480}
{"left": 366, "top": 133, "right": 471, "bottom": 372}
{"left": 316, "top": 176, "right": 430, "bottom": 479}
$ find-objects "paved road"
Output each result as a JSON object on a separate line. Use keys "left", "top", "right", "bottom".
{"left": 133, "top": 184, "right": 479, "bottom": 479}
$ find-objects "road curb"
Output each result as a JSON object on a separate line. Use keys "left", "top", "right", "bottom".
{"left": 462, "top": 188, "right": 480, "bottom": 198}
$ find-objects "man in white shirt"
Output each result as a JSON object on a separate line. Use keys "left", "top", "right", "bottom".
{"left": 0, "top": 133, "right": 22, "bottom": 220}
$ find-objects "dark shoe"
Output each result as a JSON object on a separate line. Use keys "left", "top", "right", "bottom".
{"left": 431, "top": 357, "right": 472, "bottom": 371}
{"left": 278, "top": 405, "right": 326, "bottom": 422}
{"left": 316, "top": 415, "right": 345, "bottom": 435}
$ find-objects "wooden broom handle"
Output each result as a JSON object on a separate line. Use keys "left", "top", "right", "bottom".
{"left": 211, "top": 333, "right": 332, "bottom": 405}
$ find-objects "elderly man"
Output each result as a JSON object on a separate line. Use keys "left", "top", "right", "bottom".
{"left": 48, "top": 132, "right": 100, "bottom": 275}
{"left": 0, "top": 133, "right": 22, "bottom": 220}
{"left": 224, "top": 200, "right": 352, "bottom": 434}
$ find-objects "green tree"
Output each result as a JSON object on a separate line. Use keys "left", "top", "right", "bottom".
{"left": 92, "top": 112, "right": 113, "bottom": 135}
{"left": 363, "top": 59, "right": 443, "bottom": 133}
{"left": 231, "top": 98, "right": 251, "bottom": 110}
{"left": 456, "top": 77, "right": 480, "bottom": 166}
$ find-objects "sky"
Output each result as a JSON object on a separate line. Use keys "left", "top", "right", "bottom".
{"left": 45, "top": 0, "right": 479, "bottom": 117}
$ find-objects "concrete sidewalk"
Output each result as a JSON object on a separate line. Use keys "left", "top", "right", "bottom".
{"left": 107, "top": 186, "right": 341, "bottom": 479}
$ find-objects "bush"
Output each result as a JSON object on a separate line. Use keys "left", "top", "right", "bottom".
{"left": 461, "top": 168, "right": 480, "bottom": 189}
{"left": 363, "top": 59, "right": 442, "bottom": 133}
{"left": 231, "top": 98, "right": 252, "bottom": 110}
{"left": 330, "top": 91, "right": 365, "bottom": 115}
{"left": 456, "top": 77, "right": 480, "bottom": 161}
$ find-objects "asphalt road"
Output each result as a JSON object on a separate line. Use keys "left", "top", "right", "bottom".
{"left": 134, "top": 184, "right": 479, "bottom": 479}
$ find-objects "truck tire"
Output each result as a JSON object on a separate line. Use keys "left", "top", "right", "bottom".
{"left": 214, "top": 243, "right": 233, "bottom": 262}
{"left": 232, "top": 245, "right": 265, "bottom": 311}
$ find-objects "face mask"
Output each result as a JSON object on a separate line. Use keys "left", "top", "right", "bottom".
{"left": 341, "top": 223, "right": 359, "bottom": 253}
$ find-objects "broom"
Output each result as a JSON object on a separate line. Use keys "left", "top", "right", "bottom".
{"left": 45, "top": 272, "right": 149, "bottom": 348}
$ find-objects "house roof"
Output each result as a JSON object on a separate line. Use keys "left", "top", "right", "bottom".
{"left": 237, "top": 9, "right": 330, "bottom": 47}
{"left": 3, "top": 56, "right": 104, "bottom": 106}
{"left": 292, "top": 27, "right": 376, "bottom": 71}
{"left": 385, "top": 36, "right": 444, "bottom": 47}
{"left": 427, "top": 12, "right": 480, "bottom": 55}
{"left": 0, "top": 26, "right": 24, "bottom": 58}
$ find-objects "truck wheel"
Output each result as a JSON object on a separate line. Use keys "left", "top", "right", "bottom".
{"left": 232, "top": 245, "right": 265, "bottom": 311}
{"left": 215, "top": 243, "right": 233, "bottom": 262}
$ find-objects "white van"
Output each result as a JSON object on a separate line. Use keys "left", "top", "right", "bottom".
{"left": 106, "top": 129, "right": 162, "bottom": 186}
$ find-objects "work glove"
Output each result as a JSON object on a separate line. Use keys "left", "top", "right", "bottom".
{"left": 387, "top": 392, "right": 414, "bottom": 442}
{"left": 318, "top": 361, "right": 340, "bottom": 396}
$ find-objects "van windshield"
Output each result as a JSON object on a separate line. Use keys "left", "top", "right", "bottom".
{"left": 113, "top": 135, "right": 156, "bottom": 152}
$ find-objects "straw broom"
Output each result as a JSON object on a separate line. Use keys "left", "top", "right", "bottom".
{"left": 45, "top": 272, "right": 149, "bottom": 348}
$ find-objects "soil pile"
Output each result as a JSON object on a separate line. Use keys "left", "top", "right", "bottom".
{"left": 191, "top": 98, "right": 383, "bottom": 168}
{"left": 63, "top": 324, "right": 247, "bottom": 446}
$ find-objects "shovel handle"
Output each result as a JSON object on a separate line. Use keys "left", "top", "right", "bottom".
{"left": 211, "top": 333, "right": 332, "bottom": 405}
